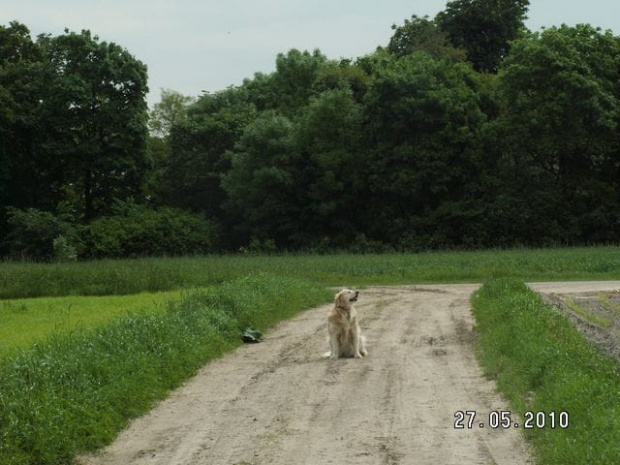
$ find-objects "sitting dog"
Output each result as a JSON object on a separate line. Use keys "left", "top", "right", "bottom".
{"left": 325, "top": 289, "right": 367, "bottom": 359}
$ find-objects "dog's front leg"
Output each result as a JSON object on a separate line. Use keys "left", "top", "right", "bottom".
{"left": 352, "top": 329, "right": 362, "bottom": 358}
{"left": 330, "top": 337, "right": 340, "bottom": 360}
{"left": 328, "top": 324, "right": 340, "bottom": 360}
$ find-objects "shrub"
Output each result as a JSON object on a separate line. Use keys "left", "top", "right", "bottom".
{"left": 52, "top": 235, "right": 78, "bottom": 262}
{"left": 239, "top": 237, "right": 278, "bottom": 254}
{"left": 4, "top": 208, "right": 81, "bottom": 261}
{"left": 82, "top": 203, "right": 221, "bottom": 258}
{"left": 348, "top": 233, "right": 393, "bottom": 254}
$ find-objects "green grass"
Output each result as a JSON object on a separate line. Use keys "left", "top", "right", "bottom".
{"left": 0, "top": 290, "right": 183, "bottom": 358}
{"left": 471, "top": 279, "right": 620, "bottom": 464}
{"left": 0, "top": 273, "right": 332, "bottom": 465}
{"left": 2, "top": 246, "right": 620, "bottom": 299}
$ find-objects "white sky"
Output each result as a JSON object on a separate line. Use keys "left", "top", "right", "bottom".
{"left": 3, "top": 0, "right": 620, "bottom": 107}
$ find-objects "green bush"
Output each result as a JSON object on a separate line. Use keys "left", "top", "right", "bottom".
{"left": 82, "top": 203, "right": 221, "bottom": 258}
{"left": 52, "top": 235, "right": 78, "bottom": 262}
{"left": 4, "top": 208, "right": 81, "bottom": 261}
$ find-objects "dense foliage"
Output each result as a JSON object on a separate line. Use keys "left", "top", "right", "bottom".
{"left": 3, "top": 0, "right": 620, "bottom": 258}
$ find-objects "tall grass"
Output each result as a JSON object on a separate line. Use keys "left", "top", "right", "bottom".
{"left": 2, "top": 246, "right": 620, "bottom": 299}
{"left": 471, "top": 279, "right": 620, "bottom": 464}
{"left": 0, "top": 273, "right": 332, "bottom": 465}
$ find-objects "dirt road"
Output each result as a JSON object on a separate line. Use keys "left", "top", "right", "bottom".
{"left": 81, "top": 284, "right": 540, "bottom": 465}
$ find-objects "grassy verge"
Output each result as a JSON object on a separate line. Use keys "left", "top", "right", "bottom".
{"left": 0, "top": 290, "right": 183, "bottom": 358}
{"left": 471, "top": 279, "right": 620, "bottom": 464}
{"left": 2, "top": 246, "right": 620, "bottom": 299}
{"left": 0, "top": 273, "right": 332, "bottom": 465}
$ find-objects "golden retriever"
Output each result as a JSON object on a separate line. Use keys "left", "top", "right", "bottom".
{"left": 325, "top": 289, "right": 367, "bottom": 359}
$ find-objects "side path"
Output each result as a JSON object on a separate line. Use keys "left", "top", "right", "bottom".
{"left": 81, "top": 284, "right": 535, "bottom": 465}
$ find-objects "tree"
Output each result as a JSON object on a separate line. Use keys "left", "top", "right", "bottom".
{"left": 494, "top": 24, "right": 620, "bottom": 242}
{"left": 271, "top": 49, "right": 327, "bottom": 114}
{"left": 363, "top": 52, "right": 488, "bottom": 247}
{"left": 242, "top": 71, "right": 279, "bottom": 112}
{"left": 148, "top": 89, "right": 195, "bottom": 138}
{"left": 222, "top": 111, "right": 300, "bottom": 247}
{"left": 0, "top": 22, "right": 52, "bottom": 213}
{"left": 312, "top": 59, "right": 371, "bottom": 103}
{"left": 436, "top": 0, "right": 530, "bottom": 72}
{"left": 163, "top": 87, "right": 256, "bottom": 221}
{"left": 38, "top": 29, "right": 149, "bottom": 220}
{"left": 293, "top": 89, "right": 364, "bottom": 247}
{"left": 238, "top": 49, "right": 327, "bottom": 115}
{"left": 0, "top": 25, "right": 149, "bottom": 222}
{"left": 388, "top": 15, "right": 466, "bottom": 61}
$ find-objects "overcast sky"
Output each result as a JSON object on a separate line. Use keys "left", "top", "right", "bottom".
{"left": 3, "top": 0, "right": 620, "bottom": 107}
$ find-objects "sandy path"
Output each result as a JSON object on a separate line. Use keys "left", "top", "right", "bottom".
{"left": 81, "top": 284, "right": 538, "bottom": 465}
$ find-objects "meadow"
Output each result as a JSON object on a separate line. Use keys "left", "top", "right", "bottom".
{"left": 2, "top": 246, "right": 620, "bottom": 299}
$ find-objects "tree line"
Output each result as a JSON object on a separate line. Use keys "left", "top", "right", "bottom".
{"left": 2, "top": 0, "right": 620, "bottom": 259}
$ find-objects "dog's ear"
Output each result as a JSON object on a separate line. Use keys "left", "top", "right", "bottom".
{"left": 335, "top": 290, "right": 347, "bottom": 307}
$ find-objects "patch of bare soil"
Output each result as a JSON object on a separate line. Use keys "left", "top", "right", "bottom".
{"left": 533, "top": 282, "right": 620, "bottom": 363}
{"left": 80, "top": 284, "right": 533, "bottom": 465}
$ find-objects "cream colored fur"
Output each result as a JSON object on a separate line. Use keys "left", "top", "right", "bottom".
{"left": 325, "top": 289, "right": 367, "bottom": 359}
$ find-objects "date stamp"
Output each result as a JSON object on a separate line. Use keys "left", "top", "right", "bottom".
{"left": 454, "top": 410, "right": 569, "bottom": 429}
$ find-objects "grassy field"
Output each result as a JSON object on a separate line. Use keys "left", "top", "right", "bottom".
{"left": 2, "top": 246, "right": 620, "bottom": 299}
{"left": 0, "top": 290, "right": 183, "bottom": 358}
{"left": 5, "top": 245, "right": 616, "bottom": 358}
{"left": 472, "top": 279, "right": 620, "bottom": 464}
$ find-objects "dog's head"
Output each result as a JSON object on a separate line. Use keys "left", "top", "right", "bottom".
{"left": 335, "top": 289, "right": 359, "bottom": 309}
